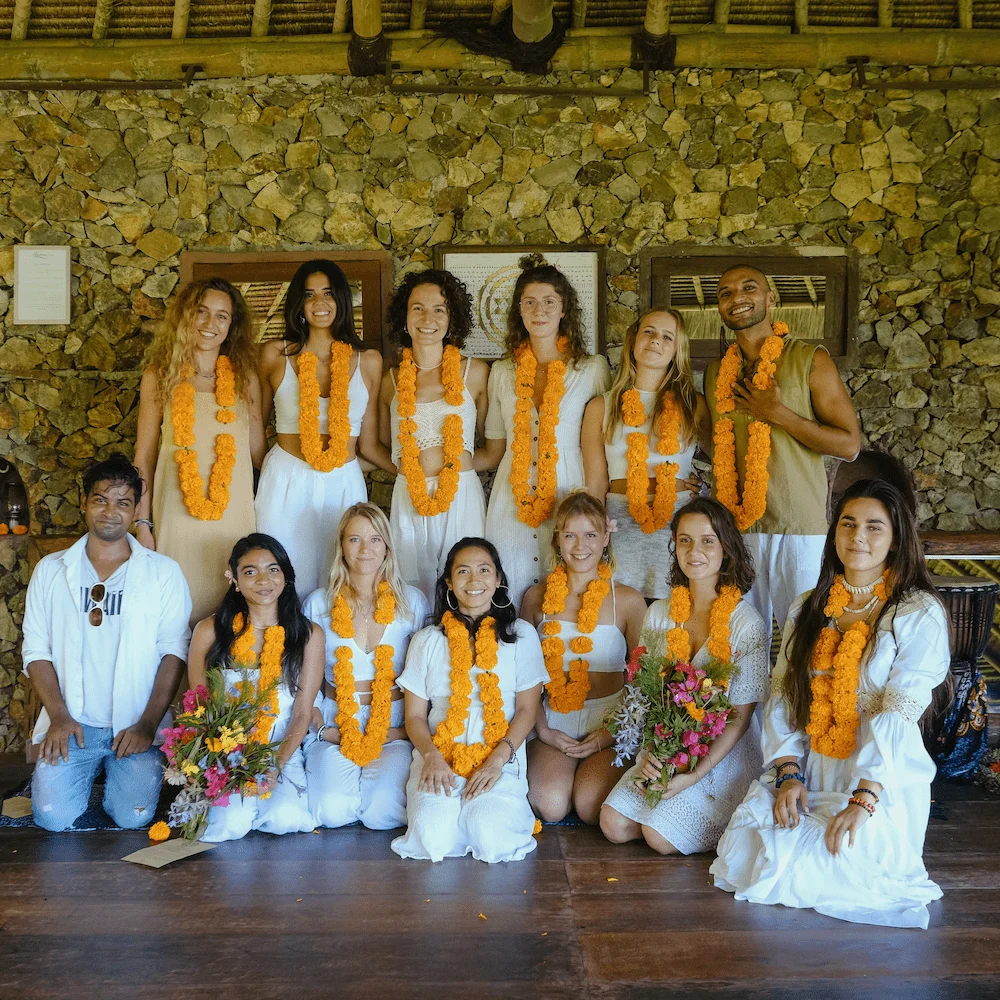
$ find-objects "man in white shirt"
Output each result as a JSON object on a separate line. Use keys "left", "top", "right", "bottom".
{"left": 22, "top": 454, "right": 192, "bottom": 831}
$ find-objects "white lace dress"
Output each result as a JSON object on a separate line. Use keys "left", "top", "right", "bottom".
{"left": 711, "top": 590, "right": 950, "bottom": 929}
{"left": 603, "top": 596, "right": 770, "bottom": 854}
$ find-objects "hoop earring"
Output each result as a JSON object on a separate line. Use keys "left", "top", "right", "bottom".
{"left": 492, "top": 585, "right": 514, "bottom": 610}
{"left": 446, "top": 589, "right": 458, "bottom": 611}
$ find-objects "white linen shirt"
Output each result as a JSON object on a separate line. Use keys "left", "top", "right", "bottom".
{"left": 21, "top": 533, "right": 192, "bottom": 744}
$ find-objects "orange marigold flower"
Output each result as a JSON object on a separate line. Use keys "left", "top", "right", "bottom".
{"left": 148, "top": 821, "right": 171, "bottom": 842}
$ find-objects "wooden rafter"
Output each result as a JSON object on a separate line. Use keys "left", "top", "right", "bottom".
{"left": 879, "top": 0, "right": 894, "bottom": 29}
{"left": 490, "top": 0, "right": 511, "bottom": 27}
{"left": 171, "top": 0, "right": 191, "bottom": 39}
{"left": 351, "top": 0, "right": 381, "bottom": 39}
{"left": 794, "top": 0, "right": 807, "bottom": 32}
{"left": 713, "top": 0, "right": 730, "bottom": 27}
{"left": 511, "top": 0, "right": 553, "bottom": 43}
{"left": 11, "top": 0, "right": 32, "bottom": 41}
{"left": 92, "top": 0, "right": 114, "bottom": 39}
{"left": 959, "top": 0, "right": 973, "bottom": 30}
{"left": 644, "top": 0, "right": 670, "bottom": 38}
{"left": 251, "top": 0, "right": 272, "bottom": 37}
{"left": 571, "top": 0, "right": 587, "bottom": 30}
{"left": 333, "top": 0, "right": 351, "bottom": 34}
{"left": 409, "top": 0, "right": 427, "bottom": 31}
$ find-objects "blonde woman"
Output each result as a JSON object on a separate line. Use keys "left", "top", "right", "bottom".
{"left": 303, "top": 503, "right": 429, "bottom": 829}
{"left": 521, "top": 493, "right": 646, "bottom": 824}
{"left": 134, "top": 278, "right": 265, "bottom": 622}
{"left": 582, "top": 308, "right": 710, "bottom": 600}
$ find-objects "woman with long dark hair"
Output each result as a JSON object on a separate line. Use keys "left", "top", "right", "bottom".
{"left": 256, "top": 260, "right": 383, "bottom": 599}
{"left": 601, "top": 497, "right": 769, "bottom": 854}
{"left": 712, "top": 480, "right": 951, "bottom": 928}
{"left": 479, "top": 254, "right": 612, "bottom": 607}
{"left": 186, "top": 533, "right": 324, "bottom": 840}
{"left": 391, "top": 538, "right": 548, "bottom": 863}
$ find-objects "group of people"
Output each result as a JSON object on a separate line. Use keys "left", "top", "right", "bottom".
{"left": 20, "top": 254, "right": 951, "bottom": 930}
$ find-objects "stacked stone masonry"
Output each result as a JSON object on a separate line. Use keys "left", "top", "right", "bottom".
{"left": 1, "top": 65, "right": 1000, "bottom": 750}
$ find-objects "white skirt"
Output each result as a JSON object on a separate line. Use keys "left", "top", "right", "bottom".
{"left": 543, "top": 690, "right": 622, "bottom": 742}
{"left": 605, "top": 491, "right": 691, "bottom": 600}
{"left": 254, "top": 444, "right": 367, "bottom": 600}
{"left": 390, "top": 469, "right": 486, "bottom": 605}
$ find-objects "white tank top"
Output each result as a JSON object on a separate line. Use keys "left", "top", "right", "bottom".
{"left": 389, "top": 357, "right": 477, "bottom": 465}
{"left": 537, "top": 579, "right": 628, "bottom": 674}
{"left": 273, "top": 350, "right": 368, "bottom": 436}
{"left": 603, "top": 388, "right": 696, "bottom": 482}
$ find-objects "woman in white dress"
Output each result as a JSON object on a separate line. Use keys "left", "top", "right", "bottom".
{"left": 582, "top": 308, "right": 710, "bottom": 600}
{"left": 601, "top": 497, "right": 769, "bottom": 854}
{"left": 256, "top": 260, "right": 383, "bottom": 599}
{"left": 378, "top": 270, "right": 489, "bottom": 603}
{"left": 391, "top": 537, "right": 548, "bottom": 863}
{"left": 521, "top": 492, "right": 647, "bottom": 824}
{"left": 303, "top": 503, "right": 429, "bottom": 829}
{"left": 186, "top": 533, "right": 324, "bottom": 841}
{"left": 711, "top": 479, "right": 951, "bottom": 929}
{"left": 480, "top": 254, "right": 611, "bottom": 607}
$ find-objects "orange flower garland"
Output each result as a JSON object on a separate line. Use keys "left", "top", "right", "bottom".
{"left": 540, "top": 562, "right": 613, "bottom": 713}
{"left": 622, "top": 388, "right": 682, "bottom": 535}
{"left": 330, "top": 582, "right": 397, "bottom": 767}
{"left": 231, "top": 613, "right": 285, "bottom": 743}
{"left": 665, "top": 584, "right": 742, "bottom": 664}
{"left": 432, "top": 612, "right": 507, "bottom": 777}
{"left": 397, "top": 345, "right": 465, "bottom": 516}
{"left": 510, "top": 345, "right": 567, "bottom": 528}
{"left": 713, "top": 321, "right": 788, "bottom": 531}
{"left": 298, "top": 340, "right": 353, "bottom": 472}
{"left": 172, "top": 355, "right": 237, "bottom": 521}
{"left": 806, "top": 572, "right": 890, "bottom": 759}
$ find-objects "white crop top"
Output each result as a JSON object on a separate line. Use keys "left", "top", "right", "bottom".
{"left": 273, "top": 351, "right": 368, "bottom": 436}
{"left": 389, "top": 357, "right": 477, "bottom": 465}
{"left": 537, "top": 579, "right": 628, "bottom": 673}
{"left": 603, "top": 388, "right": 696, "bottom": 482}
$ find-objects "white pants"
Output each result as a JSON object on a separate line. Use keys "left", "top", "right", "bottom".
{"left": 744, "top": 533, "right": 825, "bottom": 660}
{"left": 201, "top": 746, "right": 314, "bottom": 842}
{"left": 543, "top": 690, "right": 623, "bottom": 742}
{"left": 306, "top": 698, "right": 410, "bottom": 829}
{"left": 255, "top": 445, "right": 367, "bottom": 600}
{"left": 390, "top": 469, "right": 486, "bottom": 605}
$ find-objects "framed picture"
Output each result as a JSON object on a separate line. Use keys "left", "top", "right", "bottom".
{"left": 178, "top": 250, "right": 394, "bottom": 351}
{"left": 13, "top": 245, "right": 71, "bottom": 325}
{"left": 433, "top": 245, "right": 607, "bottom": 359}
{"left": 639, "top": 246, "right": 859, "bottom": 371}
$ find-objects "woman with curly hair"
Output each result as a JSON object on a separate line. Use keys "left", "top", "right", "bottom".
{"left": 377, "top": 270, "right": 490, "bottom": 602}
{"left": 134, "top": 278, "right": 265, "bottom": 622}
{"left": 480, "top": 255, "right": 611, "bottom": 607}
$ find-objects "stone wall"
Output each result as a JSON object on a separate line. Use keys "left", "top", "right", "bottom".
{"left": 1, "top": 65, "right": 999, "bottom": 750}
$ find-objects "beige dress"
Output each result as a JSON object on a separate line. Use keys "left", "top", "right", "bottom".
{"left": 152, "top": 393, "right": 256, "bottom": 623}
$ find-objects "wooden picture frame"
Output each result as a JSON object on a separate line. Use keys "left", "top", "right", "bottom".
{"left": 433, "top": 244, "right": 607, "bottom": 359}
{"left": 639, "top": 246, "right": 859, "bottom": 371}
{"left": 179, "top": 250, "right": 395, "bottom": 352}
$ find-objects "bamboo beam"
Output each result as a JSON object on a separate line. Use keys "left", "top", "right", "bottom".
{"left": 2, "top": 30, "right": 1000, "bottom": 83}
{"left": 644, "top": 0, "right": 670, "bottom": 37}
{"left": 92, "top": 0, "right": 113, "bottom": 39}
{"left": 11, "top": 0, "right": 32, "bottom": 41}
{"left": 958, "top": 0, "right": 973, "bottom": 31}
{"left": 571, "top": 0, "right": 587, "bottom": 30}
{"left": 714, "top": 0, "right": 729, "bottom": 26}
{"left": 171, "top": 0, "right": 191, "bottom": 39}
{"left": 332, "top": 0, "right": 350, "bottom": 34}
{"left": 878, "top": 0, "right": 893, "bottom": 29}
{"left": 511, "top": 0, "right": 553, "bottom": 43}
{"left": 490, "top": 0, "right": 511, "bottom": 25}
{"left": 352, "top": 0, "right": 381, "bottom": 38}
{"left": 251, "top": 0, "right": 272, "bottom": 36}
{"left": 793, "top": 0, "right": 807, "bottom": 33}
{"left": 409, "top": 0, "right": 427, "bottom": 30}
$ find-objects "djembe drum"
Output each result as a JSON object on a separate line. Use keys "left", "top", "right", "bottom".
{"left": 931, "top": 575, "right": 999, "bottom": 673}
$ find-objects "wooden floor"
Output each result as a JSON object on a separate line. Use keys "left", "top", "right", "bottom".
{"left": 0, "top": 776, "right": 997, "bottom": 1000}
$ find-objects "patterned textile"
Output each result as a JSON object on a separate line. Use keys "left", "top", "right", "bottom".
{"left": 928, "top": 667, "right": 988, "bottom": 781}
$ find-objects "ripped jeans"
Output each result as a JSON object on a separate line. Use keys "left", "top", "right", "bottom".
{"left": 31, "top": 726, "right": 163, "bottom": 832}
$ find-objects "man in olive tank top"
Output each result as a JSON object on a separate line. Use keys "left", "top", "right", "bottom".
{"left": 705, "top": 265, "right": 861, "bottom": 656}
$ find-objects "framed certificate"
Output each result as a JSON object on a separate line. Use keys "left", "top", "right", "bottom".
{"left": 13, "top": 245, "right": 71, "bottom": 325}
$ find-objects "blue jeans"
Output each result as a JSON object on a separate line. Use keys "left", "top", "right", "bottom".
{"left": 31, "top": 726, "right": 163, "bottom": 832}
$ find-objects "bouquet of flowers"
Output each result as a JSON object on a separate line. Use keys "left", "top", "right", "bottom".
{"left": 606, "top": 638, "right": 736, "bottom": 807}
{"left": 160, "top": 670, "right": 281, "bottom": 840}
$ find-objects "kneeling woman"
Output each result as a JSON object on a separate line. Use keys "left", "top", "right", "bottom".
{"left": 187, "top": 534, "right": 324, "bottom": 841}
{"left": 391, "top": 539, "right": 548, "bottom": 863}
{"left": 521, "top": 492, "right": 647, "bottom": 824}
{"left": 304, "top": 503, "right": 429, "bottom": 829}
{"left": 711, "top": 480, "right": 950, "bottom": 929}
{"left": 600, "top": 497, "right": 769, "bottom": 855}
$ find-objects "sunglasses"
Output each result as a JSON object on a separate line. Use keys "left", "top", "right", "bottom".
{"left": 88, "top": 584, "right": 106, "bottom": 627}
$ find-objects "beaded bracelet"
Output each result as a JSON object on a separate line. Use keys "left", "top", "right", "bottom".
{"left": 775, "top": 761, "right": 800, "bottom": 776}
{"left": 775, "top": 772, "right": 806, "bottom": 790}
{"left": 852, "top": 787, "right": 879, "bottom": 804}
{"left": 848, "top": 796, "right": 876, "bottom": 816}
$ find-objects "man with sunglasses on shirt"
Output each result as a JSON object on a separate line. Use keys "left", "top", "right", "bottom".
{"left": 22, "top": 454, "right": 192, "bottom": 831}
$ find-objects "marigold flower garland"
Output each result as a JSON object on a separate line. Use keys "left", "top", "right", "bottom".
{"left": 231, "top": 613, "right": 285, "bottom": 743}
{"left": 713, "top": 321, "right": 788, "bottom": 531}
{"left": 432, "top": 612, "right": 507, "bottom": 777}
{"left": 665, "top": 584, "right": 742, "bottom": 665}
{"left": 172, "top": 355, "right": 237, "bottom": 521}
{"left": 622, "top": 388, "right": 682, "bottom": 535}
{"left": 397, "top": 345, "right": 465, "bottom": 516}
{"left": 298, "top": 340, "right": 353, "bottom": 472}
{"left": 510, "top": 345, "right": 567, "bottom": 528}
{"left": 330, "top": 582, "right": 397, "bottom": 767}
{"left": 806, "top": 571, "right": 890, "bottom": 759}
{"left": 540, "top": 562, "right": 613, "bottom": 713}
